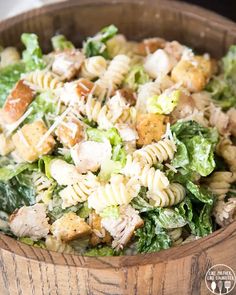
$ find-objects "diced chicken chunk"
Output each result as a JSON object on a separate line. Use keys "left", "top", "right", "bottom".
{"left": 12, "top": 120, "right": 55, "bottom": 162}
{"left": 71, "top": 140, "right": 112, "bottom": 173}
{"left": 102, "top": 205, "right": 143, "bottom": 249}
{"left": 52, "top": 50, "right": 85, "bottom": 80}
{"left": 0, "top": 134, "right": 14, "bottom": 156}
{"left": 49, "top": 159, "right": 81, "bottom": 185}
{"left": 2, "top": 80, "right": 35, "bottom": 124}
{"left": 214, "top": 198, "right": 236, "bottom": 227}
{"left": 136, "top": 113, "right": 169, "bottom": 146}
{"left": 55, "top": 120, "right": 84, "bottom": 148}
{"left": 51, "top": 212, "right": 91, "bottom": 242}
{"left": 9, "top": 204, "right": 50, "bottom": 240}
{"left": 144, "top": 49, "right": 177, "bottom": 79}
{"left": 89, "top": 212, "right": 111, "bottom": 246}
{"left": 115, "top": 123, "right": 138, "bottom": 142}
{"left": 171, "top": 56, "right": 216, "bottom": 92}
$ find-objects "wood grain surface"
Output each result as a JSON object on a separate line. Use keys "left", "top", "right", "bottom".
{"left": 0, "top": 1, "right": 236, "bottom": 294}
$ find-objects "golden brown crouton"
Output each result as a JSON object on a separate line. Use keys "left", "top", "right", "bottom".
{"left": 171, "top": 56, "right": 216, "bottom": 92}
{"left": 89, "top": 212, "right": 111, "bottom": 246}
{"left": 136, "top": 38, "right": 166, "bottom": 56}
{"left": 2, "top": 80, "right": 35, "bottom": 124}
{"left": 0, "top": 134, "right": 14, "bottom": 156}
{"left": 76, "top": 78, "right": 95, "bottom": 97}
{"left": 136, "top": 113, "right": 169, "bottom": 146}
{"left": 12, "top": 120, "right": 55, "bottom": 162}
{"left": 51, "top": 212, "right": 91, "bottom": 242}
{"left": 55, "top": 121, "right": 84, "bottom": 148}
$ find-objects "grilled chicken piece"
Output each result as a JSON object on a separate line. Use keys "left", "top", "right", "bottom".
{"left": 89, "top": 212, "right": 112, "bottom": 246}
{"left": 9, "top": 204, "right": 50, "bottom": 240}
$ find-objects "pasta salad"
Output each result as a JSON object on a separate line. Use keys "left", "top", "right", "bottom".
{"left": 0, "top": 25, "right": 235, "bottom": 256}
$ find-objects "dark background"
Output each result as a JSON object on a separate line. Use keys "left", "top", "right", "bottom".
{"left": 180, "top": 0, "right": 236, "bottom": 22}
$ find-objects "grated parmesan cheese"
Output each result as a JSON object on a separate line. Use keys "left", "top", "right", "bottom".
{"left": 6, "top": 107, "right": 33, "bottom": 136}
{"left": 17, "top": 130, "right": 29, "bottom": 147}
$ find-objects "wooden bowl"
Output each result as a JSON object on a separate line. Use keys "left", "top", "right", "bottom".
{"left": 1, "top": 1, "right": 236, "bottom": 294}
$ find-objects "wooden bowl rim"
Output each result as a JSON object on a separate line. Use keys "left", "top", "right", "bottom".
{"left": 0, "top": 0, "right": 236, "bottom": 268}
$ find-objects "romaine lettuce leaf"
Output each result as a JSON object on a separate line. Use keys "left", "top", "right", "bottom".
{"left": 131, "top": 187, "right": 154, "bottom": 213}
{"left": 125, "top": 65, "right": 150, "bottom": 91}
{"left": 99, "top": 159, "right": 123, "bottom": 181}
{"left": 19, "top": 237, "right": 46, "bottom": 248}
{"left": 171, "top": 121, "right": 218, "bottom": 176}
{"left": 87, "top": 127, "right": 122, "bottom": 145}
{"left": 156, "top": 208, "right": 187, "bottom": 229}
{"left": 83, "top": 25, "right": 118, "bottom": 58}
{"left": 21, "top": 33, "right": 45, "bottom": 71}
{"left": 100, "top": 205, "right": 120, "bottom": 219}
{"left": 85, "top": 246, "right": 116, "bottom": 256}
{"left": 0, "top": 63, "right": 26, "bottom": 107}
{"left": 0, "top": 162, "right": 36, "bottom": 182}
{"left": 51, "top": 35, "right": 75, "bottom": 51}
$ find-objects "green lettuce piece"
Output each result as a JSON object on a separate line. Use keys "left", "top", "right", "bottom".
{"left": 136, "top": 214, "right": 171, "bottom": 253}
{"left": 99, "top": 159, "right": 123, "bottom": 181}
{"left": 87, "top": 127, "right": 122, "bottom": 145}
{"left": 186, "top": 181, "right": 214, "bottom": 205}
{"left": 100, "top": 205, "right": 120, "bottom": 219}
{"left": 0, "top": 162, "right": 36, "bottom": 182}
{"left": 19, "top": 237, "right": 46, "bottom": 248}
{"left": 171, "top": 121, "right": 218, "bottom": 177}
{"left": 112, "top": 144, "right": 126, "bottom": 166}
{"left": 38, "top": 156, "right": 55, "bottom": 178}
{"left": 25, "top": 92, "right": 58, "bottom": 125}
{"left": 206, "top": 45, "right": 236, "bottom": 109}
{"left": 83, "top": 25, "right": 118, "bottom": 58}
{"left": 147, "top": 90, "right": 180, "bottom": 115}
{"left": 156, "top": 208, "right": 187, "bottom": 229}
{"left": 21, "top": 33, "right": 45, "bottom": 71}
{"left": 131, "top": 187, "right": 154, "bottom": 213}
{"left": 51, "top": 35, "right": 75, "bottom": 51}
{"left": 77, "top": 202, "right": 91, "bottom": 219}
{"left": 85, "top": 246, "right": 116, "bottom": 257}
{"left": 125, "top": 65, "right": 150, "bottom": 91}
{"left": 0, "top": 63, "right": 26, "bottom": 107}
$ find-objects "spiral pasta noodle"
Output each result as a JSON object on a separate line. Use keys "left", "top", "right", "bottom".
{"left": 95, "top": 54, "right": 130, "bottom": 94}
{"left": 59, "top": 173, "right": 100, "bottom": 209}
{"left": 45, "top": 235, "right": 75, "bottom": 254}
{"left": 33, "top": 172, "right": 54, "bottom": 203}
{"left": 133, "top": 138, "right": 176, "bottom": 166}
{"left": 217, "top": 137, "right": 236, "bottom": 172}
{"left": 80, "top": 56, "right": 107, "bottom": 80}
{"left": 148, "top": 183, "right": 185, "bottom": 207}
{"left": 168, "top": 228, "right": 183, "bottom": 246}
{"left": 24, "top": 70, "right": 64, "bottom": 91}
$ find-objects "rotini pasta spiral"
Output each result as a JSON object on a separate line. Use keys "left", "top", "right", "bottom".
{"left": 24, "top": 70, "right": 64, "bottom": 91}
{"left": 168, "top": 228, "right": 183, "bottom": 246}
{"left": 213, "top": 198, "right": 236, "bottom": 226}
{"left": 88, "top": 178, "right": 138, "bottom": 213}
{"left": 59, "top": 173, "right": 100, "bottom": 209}
{"left": 133, "top": 137, "right": 176, "bottom": 166}
{"left": 80, "top": 56, "right": 107, "bottom": 80}
{"left": 205, "top": 171, "right": 236, "bottom": 198}
{"left": 217, "top": 137, "right": 236, "bottom": 172}
{"left": 95, "top": 55, "right": 130, "bottom": 94}
{"left": 148, "top": 183, "right": 185, "bottom": 207}
{"left": 45, "top": 235, "right": 75, "bottom": 254}
{"left": 33, "top": 172, "right": 54, "bottom": 203}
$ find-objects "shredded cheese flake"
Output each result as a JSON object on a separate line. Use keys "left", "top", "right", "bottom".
{"left": 6, "top": 107, "right": 33, "bottom": 136}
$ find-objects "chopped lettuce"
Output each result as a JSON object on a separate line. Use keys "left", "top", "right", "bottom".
{"left": 136, "top": 213, "right": 171, "bottom": 253}
{"left": 38, "top": 155, "right": 55, "bottom": 178}
{"left": 21, "top": 33, "right": 45, "bottom": 71}
{"left": 125, "top": 65, "right": 150, "bottom": 91}
{"left": 206, "top": 45, "right": 236, "bottom": 109}
{"left": 85, "top": 246, "right": 116, "bottom": 257}
{"left": 77, "top": 202, "right": 91, "bottom": 219}
{"left": 131, "top": 187, "right": 154, "bottom": 213}
{"left": 83, "top": 25, "right": 118, "bottom": 58}
{"left": 171, "top": 121, "right": 218, "bottom": 176}
{"left": 147, "top": 90, "right": 180, "bottom": 115}
{"left": 100, "top": 205, "right": 120, "bottom": 219}
{"left": 156, "top": 208, "right": 187, "bottom": 229}
{"left": 51, "top": 34, "right": 75, "bottom": 51}
{"left": 99, "top": 159, "right": 123, "bottom": 181}
{"left": 25, "top": 92, "right": 58, "bottom": 125}
{"left": 19, "top": 237, "right": 46, "bottom": 248}
{"left": 0, "top": 162, "right": 36, "bottom": 182}
{"left": 0, "top": 63, "right": 26, "bottom": 107}
{"left": 186, "top": 181, "right": 214, "bottom": 205}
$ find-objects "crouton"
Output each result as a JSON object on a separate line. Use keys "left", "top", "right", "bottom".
{"left": 136, "top": 37, "right": 166, "bottom": 56}
{"left": 89, "top": 212, "right": 111, "bottom": 246}
{"left": 51, "top": 212, "right": 91, "bottom": 242}
{"left": 171, "top": 56, "right": 216, "bottom": 92}
{"left": 2, "top": 80, "right": 35, "bottom": 124}
{"left": 12, "top": 120, "right": 55, "bottom": 162}
{"left": 52, "top": 50, "right": 85, "bottom": 80}
{"left": 136, "top": 113, "right": 169, "bottom": 146}
{"left": 0, "top": 133, "right": 14, "bottom": 156}
{"left": 55, "top": 120, "right": 84, "bottom": 148}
